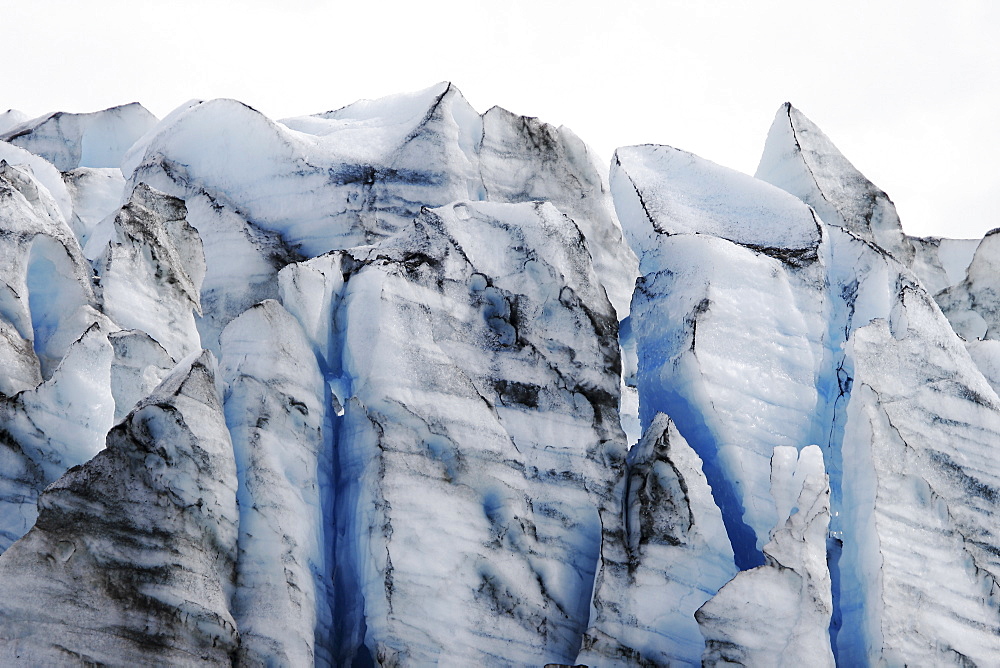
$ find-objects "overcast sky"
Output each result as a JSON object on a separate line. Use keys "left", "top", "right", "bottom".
{"left": 2, "top": 0, "right": 996, "bottom": 238}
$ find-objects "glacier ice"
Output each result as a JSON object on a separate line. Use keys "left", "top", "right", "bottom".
{"left": 0, "top": 102, "right": 157, "bottom": 172}
{"left": 280, "top": 200, "right": 627, "bottom": 665}
{"left": 0, "top": 351, "right": 239, "bottom": 664}
{"left": 579, "top": 412, "right": 736, "bottom": 665}
{"left": 96, "top": 183, "right": 205, "bottom": 361}
{"left": 756, "top": 102, "right": 914, "bottom": 266}
{"left": 612, "top": 143, "right": 829, "bottom": 566}
{"left": 220, "top": 300, "right": 334, "bottom": 666}
{"left": 696, "top": 445, "right": 834, "bottom": 667}
{"left": 0, "top": 88, "right": 999, "bottom": 667}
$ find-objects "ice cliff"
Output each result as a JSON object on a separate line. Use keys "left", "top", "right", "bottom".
{"left": 0, "top": 87, "right": 997, "bottom": 666}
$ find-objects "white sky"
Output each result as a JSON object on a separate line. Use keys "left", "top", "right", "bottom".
{"left": 2, "top": 0, "right": 997, "bottom": 238}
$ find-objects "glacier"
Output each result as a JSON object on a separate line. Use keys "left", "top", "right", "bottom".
{"left": 0, "top": 86, "right": 998, "bottom": 667}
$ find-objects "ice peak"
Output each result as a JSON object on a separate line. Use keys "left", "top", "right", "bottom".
{"left": 756, "top": 102, "right": 914, "bottom": 264}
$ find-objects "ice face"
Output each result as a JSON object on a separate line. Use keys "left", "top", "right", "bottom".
{"left": 126, "top": 84, "right": 635, "bottom": 335}
{"left": 279, "top": 200, "right": 626, "bottom": 664}
{"left": 835, "top": 270, "right": 1000, "bottom": 665}
{"left": 937, "top": 230, "right": 1000, "bottom": 341}
{"left": 579, "top": 413, "right": 736, "bottom": 665}
{"left": 96, "top": 183, "right": 205, "bottom": 361}
{"left": 0, "top": 351, "right": 240, "bottom": 665}
{"left": 61, "top": 167, "right": 126, "bottom": 247}
{"left": 756, "top": 103, "right": 915, "bottom": 266}
{"left": 2, "top": 85, "right": 1000, "bottom": 666}
{"left": 697, "top": 445, "right": 834, "bottom": 667}
{"left": 613, "top": 144, "right": 830, "bottom": 566}
{"left": 220, "top": 300, "right": 334, "bottom": 666}
{"left": 1, "top": 102, "right": 157, "bottom": 172}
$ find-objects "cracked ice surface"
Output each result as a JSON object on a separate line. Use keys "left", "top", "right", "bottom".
{"left": 697, "top": 445, "right": 834, "bottom": 667}
{"left": 578, "top": 412, "right": 736, "bottom": 665}
{"left": 0, "top": 352, "right": 240, "bottom": 664}
{"left": 281, "top": 200, "right": 626, "bottom": 665}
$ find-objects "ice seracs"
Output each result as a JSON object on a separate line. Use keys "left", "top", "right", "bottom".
{"left": 696, "top": 445, "right": 834, "bottom": 667}
{"left": 280, "top": 200, "right": 627, "bottom": 664}
{"left": 123, "top": 83, "right": 635, "bottom": 354}
{"left": 0, "top": 102, "right": 157, "bottom": 172}
{"left": 756, "top": 102, "right": 915, "bottom": 266}
{"left": 1, "top": 85, "right": 999, "bottom": 666}
{"left": 0, "top": 351, "right": 239, "bottom": 665}
{"left": 578, "top": 413, "right": 736, "bottom": 665}
{"left": 96, "top": 183, "right": 205, "bottom": 361}
{"left": 220, "top": 300, "right": 334, "bottom": 666}
{"left": 612, "top": 143, "right": 829, "bottom": 566}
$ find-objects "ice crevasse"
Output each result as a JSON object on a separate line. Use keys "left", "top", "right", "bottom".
{"left": 0, "top": 86, "right": 997, "bottom": 666}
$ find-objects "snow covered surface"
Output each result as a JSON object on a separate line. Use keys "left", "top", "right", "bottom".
{"left": 0, "top": 89, "right": 999, "bottom": 666}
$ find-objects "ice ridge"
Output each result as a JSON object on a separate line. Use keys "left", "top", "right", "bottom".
{"left": 0, "top": 90, "right": 997, "bottom": 667}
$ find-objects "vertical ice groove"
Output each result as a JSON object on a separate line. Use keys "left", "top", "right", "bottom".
{"left": 220, "top": 299, "right": 334, "bottom": 666}
{"left": 612, "top": 144, "right": 827, "bottom": 567}
{"left": 278, "top": 200, "right": 626, "bottom": 664}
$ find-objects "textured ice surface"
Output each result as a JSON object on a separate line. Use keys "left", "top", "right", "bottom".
{"left": 908, "top": 236, "right": 979, "bottom": 295}
{"left": 96, "top": 183, "right": 205, "bottom": 361}
{"left": 0, "top": 159, "right": 96, "bottom": 378}
{"left": 220, "top": 300, "right": 334, "bottom": 666}
{"left": 62, "top": 167, "right": 126, "bottom": 246}
{"left": 124, "top": 84, "right": 635, "bottom": 347}
{"left": 0, "top": 110, "right": 27, "bottom": 136}
{"left": 2, "top": 86, "right": 1000, "bottom": 666}
{"left": 835, "top": 261, "right": 1000, "bottom": 665}
{"left": 697, "top": 445, "right": 834, "bottom": 667}
{"left": 613, "top": 144, "right": 829, "bottom": 566}
{"left": 756, "top": 102, "right": 914, "bottom": 266}
{"left": 0, "top": 351, "right": 240, "bottom": 665}
{"left": 937, "top": 229, "right": 1000, "bottom": 341}
{"left": 1, "top": 102, "right": 157, "bottom": 172}
{"left": 280, "top": 200, "right": 626, "bottom": 665}
{"left": 578, "top": 413, "right": 736, "bottom": 665}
